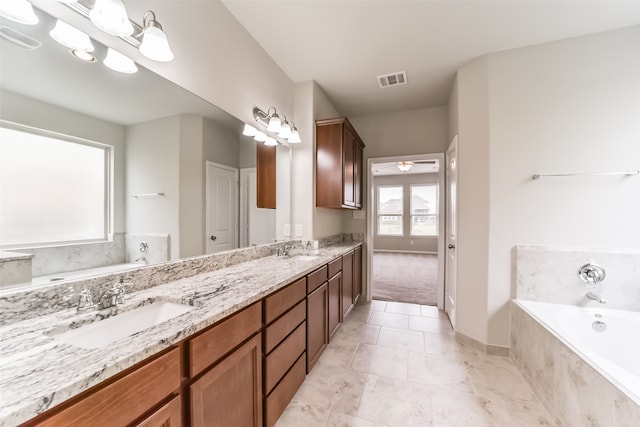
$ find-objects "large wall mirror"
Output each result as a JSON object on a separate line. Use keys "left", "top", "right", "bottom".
{"left": 0, "top": 5, "right": 291, "bottom": 285}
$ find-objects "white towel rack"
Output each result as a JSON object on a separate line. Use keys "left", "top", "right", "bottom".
{"left": 132, "top": 192, "right": 165, "bottom": 198}
{"left": 532, "top": 170, "right": 639, "bottom": 181}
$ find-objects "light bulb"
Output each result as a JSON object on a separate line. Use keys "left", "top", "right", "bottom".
{"left": 242, "top": 124, "right": 258, "bottom": 136}
{"left": 49, "top": 20, "right": 94, "bottom": 52}
{"left": 103, "top": 48, "right": 138, "bottom": 74}
{"left": 89, "top": 0, "right": 133, "bottom": 37}
{"left": 288, "top": 127, "right": 301, "bottom": 144}
{"left": 0, "top": 0, "right": 39, "bottom": 25}
{"left": 139, "top": 23, "right": 174, "bottom": 62}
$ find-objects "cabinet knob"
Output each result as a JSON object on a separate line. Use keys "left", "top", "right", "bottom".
{"left": 210, "top": 235, "right": 217, "bottom": 241}
{"left": 448, "top": 244, "right": 455, "bottom": 249}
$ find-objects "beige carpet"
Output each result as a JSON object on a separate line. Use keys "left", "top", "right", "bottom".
{"left": 371, "top": 252, "right": 438, "bottom": 306}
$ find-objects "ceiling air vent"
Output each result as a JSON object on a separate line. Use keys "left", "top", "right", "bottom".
{"left": 0, "top": 26, "right": 41, "bottom": 50}
{"left": 377, "top": 71, "right": 407, "bottom": 88}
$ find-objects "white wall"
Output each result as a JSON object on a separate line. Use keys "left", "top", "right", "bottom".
{"left": 454, "top": 25, "right": 640, "bottom": 347}
{"left": 179, "top": 115, "right": 205, "bottom": 258}
{"left": 126, "top": 116, "right": 181, "bottom": 259}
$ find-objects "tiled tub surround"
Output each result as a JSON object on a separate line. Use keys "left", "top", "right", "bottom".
{"left": 511, "top": 245, "right": 640, "bottom": 426}
{"left": 511, "top": 301, "right": 640, "bottom": 426}
{"left": 0, "top": 240, "right": 361, "bottom": 426}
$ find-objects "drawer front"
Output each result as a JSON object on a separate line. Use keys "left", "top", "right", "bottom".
{"left": 264, "top": 300, "right": 306, "bottom": 354}
{"left": 135, "top": 395, "right": 182, "bottom": 427}
{"left": 189, "top": 302, "right": 262, "bottom": 377}
{"left": 36, "top": 348, "right": 180, "bottom": 427}
{"left": 265, "top": 321, "right": 306, "bottom": 394}
{"left": 264, "top": 277, "right": 306, "bottom": 324}
{"left": 265, "top": 353, "right": 306, "bottom": 427}
{"left": 307, "top": 265, "right": 328, "bottom": 293}
{"left": 328, "top": 257, "right": 342, "bottom": 278}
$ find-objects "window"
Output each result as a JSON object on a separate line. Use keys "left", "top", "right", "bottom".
{"left": 0, "top": 123, "right": 112, "bottom": 248}
{"left": 377, "top": 185, "right": 403, "bottom": 235}
{"left": 411, "top": 184, "right": 437, "bottom": 236}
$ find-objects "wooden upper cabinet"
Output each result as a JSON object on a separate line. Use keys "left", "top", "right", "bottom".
{"left": 316, "top": 118, "right": 365, "bottom": 209}
{"left": 257, "top": 143, "right": 276, "bottom": 209}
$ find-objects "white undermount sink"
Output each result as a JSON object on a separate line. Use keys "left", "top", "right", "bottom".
{"left": 51, "top": 302, "right": 193, "bottom": 349}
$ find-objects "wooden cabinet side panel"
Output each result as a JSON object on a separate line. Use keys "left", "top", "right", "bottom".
{"left": 264, "top": 277, "right": 306, "bottom": 324}
{"left": 191, "top": 334, "right": 263, "bottom": 427}
{"left": 342, "top": 251, "right": 354, "bottom": 318}
{"left": 354, "top": 139, "right": 364, "bottom": 209}
{"left": 328, "top": 273, "right": 342, "bottom": 339}
{"left": 306, "top": 283, "right": 328, "bottom": 372}
{"left": 316, "top": 123, "right": 344, "bottom": 208}
{"left": 354, "top": 246, "right": 363, "bottom": 304}
{"left": 257, "top": 143, "right": 277, "bottom": 209}
{"left": 135, "top": 395, "right": 182, "bottom": 427}
{"left": 189, "top": 302, "right": 262, "bottom": 377}
{"left": 34, "top": 348, "right": 181, "bottom": 427}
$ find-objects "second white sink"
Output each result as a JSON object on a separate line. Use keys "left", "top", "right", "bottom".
{"left": 51, "top": 302, "right": 193, "bottom": 349}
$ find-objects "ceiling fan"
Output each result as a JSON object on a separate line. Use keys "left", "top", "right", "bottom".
{"left": 373, "top": 159, "right": 438, "bottom": 174}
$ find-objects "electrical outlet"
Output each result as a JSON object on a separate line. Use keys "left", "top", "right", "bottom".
{"left": 295, "top": 224, "right": 303, "bottom": 237}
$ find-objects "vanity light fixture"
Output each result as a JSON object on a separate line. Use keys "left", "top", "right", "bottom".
{"left": 49, "top": 19, "right": 94, "bottom": 53}
{"left": 103, "top": 48, "right": 138, "bottom": 73}
{"left": 70, "top": 48, "right": 96, "bottom": 62}
{"left": 264, "top": 137, "right": 277, "bottom": 147}
{"left": 0, "top": 0, "right": 39, "bottom": 25}
{"left": 138, "top": 11, "right": 173, "bottom": 62}
{"left": 252, "top": 106, "right": 301, "bottom": 144}
{"left": 254, "top": 131, "right": 267, "bottom": 142}
{"left": 89, "top": 0, "right": 133, "bottom": 37}
{"left": 397, "top": 161, "right": 414, "bottom": 172}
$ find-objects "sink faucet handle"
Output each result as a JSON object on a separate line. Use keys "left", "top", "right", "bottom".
{"left": 76, "top": 288, "right": 95, "bottom": 311}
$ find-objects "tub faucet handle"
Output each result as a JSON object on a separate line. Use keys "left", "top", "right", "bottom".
{"left": 578, "top": 263, "right": 606, "bottom": 285}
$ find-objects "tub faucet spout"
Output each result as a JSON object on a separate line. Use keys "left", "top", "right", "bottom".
{"left": 586, "top": 292, "right": 606, "bottom": 304}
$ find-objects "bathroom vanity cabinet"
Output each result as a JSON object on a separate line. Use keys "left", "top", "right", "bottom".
{"left": 20, "top": 244, "right": 363, "bottom": 427}
{"left": 315, "top": 118, "right": 365, "bottom": 209}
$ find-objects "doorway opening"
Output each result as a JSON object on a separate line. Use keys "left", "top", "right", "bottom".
{"left": 366, "top": 154, "right": 445, "bottom": 308}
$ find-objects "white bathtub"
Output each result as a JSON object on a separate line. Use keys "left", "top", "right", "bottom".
{"left": 516, "top": 300, "right": 640, "bottom": 402}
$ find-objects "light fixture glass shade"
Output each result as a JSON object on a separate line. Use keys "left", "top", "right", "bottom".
{"left": 278, "top": 121, "right": 291, "bottom": 139}
{"left": 49, "top": 20, "right": 94, "bottom": 52}
{"left": 0, "top": 0, "right": 39, "bottom": 25}
{"left": 254, "top": 131, "right": 267, "bottom": 142}
{"left": 242, "top": 123, "right": 258, "bottom": 136}
{"left": 139, "top": 25, "right": 174, "bottom": 62}
{"left": 103, "top": 48, "right": 138, "bottom": 74}
{"left": 57, "top": 0, "right": 78, "bottom": 3}
{"left": 264, "top": 137, "right": 277, "bottom": 147}
{"left": 89, "top": 0, "right": 133, "bottom": 37}
{"left": 267, "top": 114, "right": 281, "bottom": 132}
{"left": 288, "top": 127, "right": 301, "bottom": 143}
{"left": 397, "top": 161, "right": 414, "bottom": 172}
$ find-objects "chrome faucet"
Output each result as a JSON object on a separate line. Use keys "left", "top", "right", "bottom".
{"left": 75, "top": 289, "right": 95, "bottom": 312}
{"left": 586, "top": 292, "right": 606, "bottom": 304}
{"left": 97, "top": 281, "right": 128, "bottom": 309}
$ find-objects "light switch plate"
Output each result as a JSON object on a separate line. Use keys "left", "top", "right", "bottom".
{"left": 295, "top": 224, "right": 303, "bottom": 237}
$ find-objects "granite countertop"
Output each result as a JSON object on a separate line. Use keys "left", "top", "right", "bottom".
{"left": 0, "top": 243, "right": 360, "bottom": 427}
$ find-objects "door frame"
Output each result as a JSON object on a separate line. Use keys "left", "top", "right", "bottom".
{"left": 239, "top": 167, "right": 254, "bottom": 248}
{"left": 445, "top": 136, "right": 458, "bottom": 326}
{"left": 205, "top": 161, "right": 239, "bottom": 254}
{"left": 366, "top": 153, "right": 446, "bottom": 309}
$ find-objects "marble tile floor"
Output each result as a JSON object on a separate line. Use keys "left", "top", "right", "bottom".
{"left": 276, "top": 300, "right": 557, "bottom": 427}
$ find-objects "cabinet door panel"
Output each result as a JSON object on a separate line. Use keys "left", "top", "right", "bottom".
{"left": 328, "top": 273, "right": 342, "bottom": 339}
{"left": 342, "top": 126, "right": 356, "bottom": 207}
{"left": 191, "top": 334, "right": 262, "bottom": 427}
{"left": 135, "top": 395, "right": 181, "bottom": 427}
{"left": 342, "top": 251, "right": 354, "bottom": 319}
{"left": 354, "top": 246, "right": 362, "bottom": 304}
{"left": 306, "top": 283, "right": 328, "bottom": 372}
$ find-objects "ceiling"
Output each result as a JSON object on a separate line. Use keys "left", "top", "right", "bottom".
{"left": 221, "top": 1, "right": 640, "bottom": 117}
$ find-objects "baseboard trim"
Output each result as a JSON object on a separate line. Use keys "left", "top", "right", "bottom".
{"left": 373, "top": 249, "right": 437, "bottom": 255}
{"left": 455, "top": 331, "right": 510, "bottom": 357}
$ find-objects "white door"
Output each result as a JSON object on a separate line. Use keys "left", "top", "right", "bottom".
{"left": 445, "top": 136, "right": 458, "bottom": 327}
{"left": 206, "top": 162, "right": 238, "bottom": 253}
{"left": 240, "top": 168, "right": 276, "bottom": 247}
